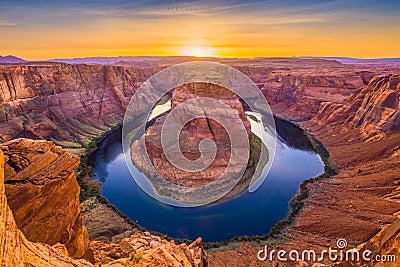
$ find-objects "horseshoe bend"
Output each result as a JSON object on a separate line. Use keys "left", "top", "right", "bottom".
{"left": 0, "top": 58, "right": 399, "bottom": 266}
{"left": 130, "top": 82, "right": 253, "bottom": 204}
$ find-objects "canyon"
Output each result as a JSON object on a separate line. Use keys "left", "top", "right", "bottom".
{"left": 1, "top": 59, "right": 397, "bottom": 150}
{"left": 1, "top": 58, "right": 400, "bottom": 266}
{"left": 0, "top": 63, "right": 156, "bottom": 154}
{"left": 131, "top": 82, "right": 251, "bottom": 189}
{"left": 209, "top": 73, "right": 400, "bottom": 266}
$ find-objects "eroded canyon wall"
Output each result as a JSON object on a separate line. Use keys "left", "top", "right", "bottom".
{"left": 1, "top": 60, "right": 398, "bottom": 153}
{"left": 316, "top": 74, "right": 400, "bottom": 140}
{"left": 0, "top": 64, "right": 154, "bottom": 153}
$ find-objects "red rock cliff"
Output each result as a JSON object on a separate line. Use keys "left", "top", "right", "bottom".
{"left": 316, "top": 74, "right": 400, "bottom": 140}
{"left": 0, "top": 64, "right": 154, "bottom": 152}
{"left": 0, "top": 144, "right": 93, "bottom": 266}
{"left": 1, "top": 138, "right": 93, "bottom": 260}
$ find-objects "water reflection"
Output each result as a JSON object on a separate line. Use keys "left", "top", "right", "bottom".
{"left": 274, "top": 117, "right": 313, "bottom": 151}
{"left": 89, "top": 117, "right": 324, "bottom": 241}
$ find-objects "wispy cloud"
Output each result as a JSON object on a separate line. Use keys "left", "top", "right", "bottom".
{"left": 0, "top": 20, "right": 15, "bottom": 26}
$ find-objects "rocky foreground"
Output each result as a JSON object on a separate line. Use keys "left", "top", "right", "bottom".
{"left": 0, "top": 141, "right": 207, "bottom": 266}
{"left": 1, "top": 138, "right": 92, "bottom": 260}
{"left": 1, "top": 59, "right": 400, "bottom": 266}
{"left": 0, "top": 148, "right": 93, "bottom": 266}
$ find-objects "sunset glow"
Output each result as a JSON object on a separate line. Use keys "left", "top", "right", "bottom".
{"left": 178, "top": 45, "right": 217, "bottom": 57}
{"left": 0, "top": 1, "right": 399, "bottom": 59}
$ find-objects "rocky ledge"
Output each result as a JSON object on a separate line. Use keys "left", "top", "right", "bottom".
{"left": 1, "top": 138, "right": 92, "bottom": 260}
{"left": 91, "top": 232, "right": 206, "bottom": 266}
{"left": 0, "top": 139, "right": 207, "bottom": 266}
{"left": 0, "top": 147, "right": 92, "bottom": 266}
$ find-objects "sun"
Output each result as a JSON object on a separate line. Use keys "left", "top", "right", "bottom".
{"left": 178, "top": 46, "right": 217, "bottom": 57}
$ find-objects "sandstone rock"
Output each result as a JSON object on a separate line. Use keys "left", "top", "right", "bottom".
{"left": 315, "top": 74, "right": 400, "bottom": 140}
{"left": 351, "top": 75, "right": 399, "bottom": 139}
{"left": 335, "top": 217, "right": 400, "bottom": 267}
{"left": 0, "top": 64, "right": 154, "bottom": 152}
{"left": 261, "top": 71, "right": 365, "bottom": 120}
{"left": 0, "top": 147, "right": 93, "bottom": 266}
{"left": 1, "top": 138, "right": 92, "bottom": 260}
{"left": 91, "top": 233, "right": 207, "bottom": 267}
{"left": 253, "top": 59, "right": 400, "bottom": 121}
{"left": 132, "top": 83, "right": 251, "bottom": 187}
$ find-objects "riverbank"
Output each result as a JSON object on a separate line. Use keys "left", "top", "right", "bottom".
{"left": 74, "top": 123, "right": 146, "bottom": 243}
{"left": 77, "top": 115, "right": 333, "bottom": 249}
{"left": 205, "top": 116, "right": 337, "bottom": 251}
{"left": 207, "top": 118, "right": 400, "bottom": 267}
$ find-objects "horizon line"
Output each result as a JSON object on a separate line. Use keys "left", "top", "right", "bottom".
{"left": 2, "top": 54, "right": 400, "bottom": 62}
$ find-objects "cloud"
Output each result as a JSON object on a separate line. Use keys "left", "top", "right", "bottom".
{"left": 0, "top": 20, "right": 15, "bottom": 26}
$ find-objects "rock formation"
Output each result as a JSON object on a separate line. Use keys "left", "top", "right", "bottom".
{"left": 1, "top": 60, "right": 398, "bottom": 152}
{"left": 91, "top": 232, "right": 207, "bottom": 266}
{"left": 0, "top": 146, "right": 93, "bottom": 266}
{"left": 132, "top": 82, "right": 251, "bottom": 188}
{"left": 1, "top": 59, "right": 397, "bottom": 153}
{"left": 0, "top": 64, "right": 154, "bottom": 153}
{"left": 253, "top": 59, "right": 400, "bottom": 121}
{"left": 1, "top": 138, "right": 93, "bottom": 260}
{"left": 262, "top": 71, "right": 365, "bottom": 120}
{"left": 0, "top": 140, "right": 207, "bottom": 266}
{"left": 316, "top": 74, "right": 399, "bottom": 140}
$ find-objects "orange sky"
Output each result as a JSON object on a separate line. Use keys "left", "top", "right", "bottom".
{"left": 0, "top": 1, "right": 399, "bottom": 60}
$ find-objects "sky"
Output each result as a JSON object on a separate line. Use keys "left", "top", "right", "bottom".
{"left": 0, "top": 0, "right": 399, "bottom": 60}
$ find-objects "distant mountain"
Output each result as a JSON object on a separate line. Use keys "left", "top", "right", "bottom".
{"left": 49, "top": 56, "right": 224, "bottom": 65}
{"left": 298, "top": 56, "right": 400, "bottom": 64}
{"left": 49, "top": 56, "right": 163, "bottom": 64}
{"left": 0, "top": 55, "right": 26, "bottom": 63}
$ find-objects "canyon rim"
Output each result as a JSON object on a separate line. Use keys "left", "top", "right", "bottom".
{"left": 1, "top": 0, "right": 400, "bottom": 266}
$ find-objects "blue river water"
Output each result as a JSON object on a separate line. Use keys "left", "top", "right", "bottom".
{"left": 90, "top": 118, "right": 324, "bottom": 242}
